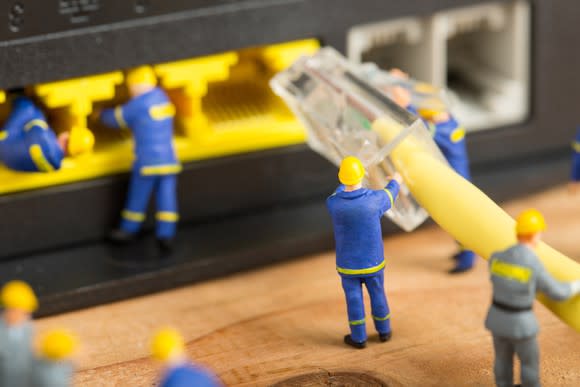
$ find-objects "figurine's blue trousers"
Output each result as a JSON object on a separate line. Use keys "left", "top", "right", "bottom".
{"left": 493, "top": 335, "right": 539, "bottom": 387}
{"left": 341, "top": 271, "right": 391, "bottom": 343}
{"left": 119, "top": 171, "right": 178, "bottom": 239}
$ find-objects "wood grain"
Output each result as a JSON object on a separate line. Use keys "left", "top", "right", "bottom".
{"left": 37, "top": 186, "right": 580, "bottom": 386}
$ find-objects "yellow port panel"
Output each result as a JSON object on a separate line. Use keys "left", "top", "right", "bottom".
{"left": 0, "top": 39, "right": 319, "bottom": 195}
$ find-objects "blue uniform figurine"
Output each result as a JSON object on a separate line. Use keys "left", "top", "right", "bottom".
{"left": 421, "top": 109, "right": 475, "bottom": 273}
{"left": 326, "top": 156, "right": 401, "bottom": 349}
{"left": 485, "top": 209, "right": 580, "bottom": 387}
{"left": 99, "top": 66, "right": 180, "bottom": 249}
{"left": 570, "top": 127, "right": 580, "bottom": 193}
{"left": 0, "top": 96, "right": 64, "bottom": 172}
{"left": 152, "top": 328, "right": 222, "bottom": 387}
{"left": 390, "top": 80, "right": 475, "bottom": 273}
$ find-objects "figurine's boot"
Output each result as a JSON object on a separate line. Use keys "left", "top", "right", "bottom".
{"left": 449, "top": 250, "right": 476, "bottom": 274}
{"left": 109, "top": 228, "right": 137, "bottom": 244}
{"left": 344, "top": 334, "right": 366, "bottom": 349}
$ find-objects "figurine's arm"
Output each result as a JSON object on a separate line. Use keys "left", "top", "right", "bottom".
{"left": 535, "top": 261, "right": 579, "bottom": 301}
{"left": 26, "top": 121, "right": 64, "bottom": 171}
{"left": 99, "top": 103, "right": 131, "bottom": 130}
{"left": 381, "top": 178, "right": 401, "bottom": 212}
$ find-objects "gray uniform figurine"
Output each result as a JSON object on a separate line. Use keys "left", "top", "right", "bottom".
{"left": 0, "top": 318, "right": 34, "bottom": 387}
{"left": 30, "top": 358, "right": 74, "bottom": 387}
{"left": 485, "top": 243, "right": 580, "bottom": 387}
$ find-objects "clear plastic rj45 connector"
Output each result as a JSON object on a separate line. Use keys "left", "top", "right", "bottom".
{"left": 270, "top": 47, "right": 450, "bottom": 232}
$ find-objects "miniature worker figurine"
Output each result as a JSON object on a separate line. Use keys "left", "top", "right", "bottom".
{"left": 569, "top": 127, "right": 580, "bottom": 194}
{"left": 326, "top": 156, "right": 402, "bottom": 349}
{"left": 0, "top": 96, "right": 94, "bottom": 172}
{"left": 31, "top": 330, "right": 77, "bottom": 387}
{"left": 485, "top": 209, "right": 580, "bottom": 387}
{"left": 99, "top": 66, "right": 180, "bottom": 250}
{"left": 151, "top": 328, "right": 222, "bottom": 387}
{"left": 0, "top": 280, "right": 38, "bottom": 387}
{"left": 388, "top": 71, "right": 475, "bottom": 274}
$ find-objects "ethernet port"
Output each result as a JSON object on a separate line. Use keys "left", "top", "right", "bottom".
{"left": 347, "top": 17, "right": 437, "bottom": 83}
{"left": 439, "top": 1, "right": 530, "bottom": 131}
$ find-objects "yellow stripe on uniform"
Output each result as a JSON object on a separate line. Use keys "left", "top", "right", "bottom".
{"left": 572, "top": 141, "right": 580, "bottom": 153}
{"left": 114, "top": 106, "right": 128, "bottom": 129}
{"left": 24, "top": 119, "right": 48, "bottom": 132}
{"left": 0, "top": 131, "right": 7, "bottom": 141}
{"left": 149, "top": 103, "right": 176, "bottom": 121}
{"left": 29, "top": 144, "right": 55, "bottom": 172}
{"left": 372, "top": 313, "right": 391, "bottom": 321}
{"left": 121, "top": 210, "right": 146, "bottom": 222}
{"left": 383, "top": 189, "right": 394, "bottom": 208}
{"left": 140, "top": 164, "right": 182, "bottom": 175}
{"left": 156, "top": 212, "right": 179, "bottom": 222}
{"left": 337, "top": 260, "right": 386, "bottom": 275}
{"left": 490, "top": 259, "right": 532, "bottom": 284}
{"left": 450, "top": 127, "right": 466, "bottom": 143}
{"left": 349, "top": 319, "right": 365, "bottom": 326}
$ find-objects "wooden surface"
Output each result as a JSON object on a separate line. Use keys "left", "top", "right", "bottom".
{"left": 37, "top": 186, "right": 580, "bottom": 386}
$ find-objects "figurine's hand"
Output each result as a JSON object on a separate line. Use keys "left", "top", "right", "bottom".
{"left": 391, "top": 172, "right": 403, "bottom": 185}
{"left": 568, "top": 181, "right": 580, "bottom": 195}
{"left": 389, "top": 68, "right": 409, "bottom": 79}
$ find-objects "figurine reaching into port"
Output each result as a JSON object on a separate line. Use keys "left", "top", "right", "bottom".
{"left": 151, "top": 328, "right": 222, "bottom": 387}
{"left": 569, "top": 127, "right": 580, "bottom": 195}
{"left": 485, "top": 209, "right": 580, "bottom": 387}
{"left": 99, "top": 66, "right": 180, "bottom": 250}
{"left": 0, "top": 280, "right": 38, "bottom": 385}
{"left": 0, "top": 96, "right": 94, "bottom": 173}
{"left": 327, "top": 156, "right": 401, "bottom": 348}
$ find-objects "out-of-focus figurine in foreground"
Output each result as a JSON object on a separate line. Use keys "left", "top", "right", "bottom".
{"left": 99, "top": 66, "right": 180, "bottom": 250}
{"left": 151, "top": 328, "right": 222, "bottom": 387}
{"left": 0, "top": 96, "right": 94, "bottom": 172}
{"left": 31, "top": 330, "right": 77, "bottom": 387}
{"left": 0, "top": 280, "right": 38, "bottom": 386}
{"left": 380, "top": 68, "right": 475, "bottom": 274}
{"left": 485, "top": 209, "right": 580, "bottom": 387}
{"left": 569, "top": 127, "right": 580, "bottom": 194}
{"left": 326, "top": 156, "right": 402, "bottom": 349}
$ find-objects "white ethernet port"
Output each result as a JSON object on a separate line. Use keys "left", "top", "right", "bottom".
{"left": 347, "top": 17, "right": 438, "bottom": 83}
{"left": 436, "top": 1, "right": 530, "bottom": 131}
{"left": 346, "top": 0, "right": 530, "bottom": 132}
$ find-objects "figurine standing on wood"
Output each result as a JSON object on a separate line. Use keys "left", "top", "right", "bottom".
{"left": 327, "top": 156, "right": 402, "bottom": 349}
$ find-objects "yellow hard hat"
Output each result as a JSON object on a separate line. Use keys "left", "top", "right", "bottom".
{"left": 151, "top": 328, "right": 185, "bottom": 361}
{"left": 40, "top": 330, "right": 77, "bottom": 360}
{"left": 417, "top": 107, "right": 442, "bottom": 120}
{"left": 1, "top": 280, "right": 38, "bottom": 312}
{"left": 126, "top": 66, "right": 157, "bottom": 87}
{"left": 338, "top": 156, "right": 366, "bottom": 185}
{"left": 68, "top": 127, "right": 95, "bottom": 156}
{"left": 515, "top": 209, "right": 546, "bottom": 236}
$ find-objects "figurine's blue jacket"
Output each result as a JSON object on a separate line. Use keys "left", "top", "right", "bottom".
{"left": 326, "top": 181, "right": 400, "bottom": 277}
{"left": 0, "top": 96, "right": 63, "bottom": 172}
{"left": 572, "top": 127, "right": 580, "bottom": 181}
{"left": 100, "top": 87, "right": 180, "bottom": 175}
{"left": 161, "top": 365, "right": 221, "bottom": 387}
{"left": 429, "top": 116, "right": 470, "bottom": 180}
{"left": 407, "top": 105, "right": 470, "bottom": 180}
